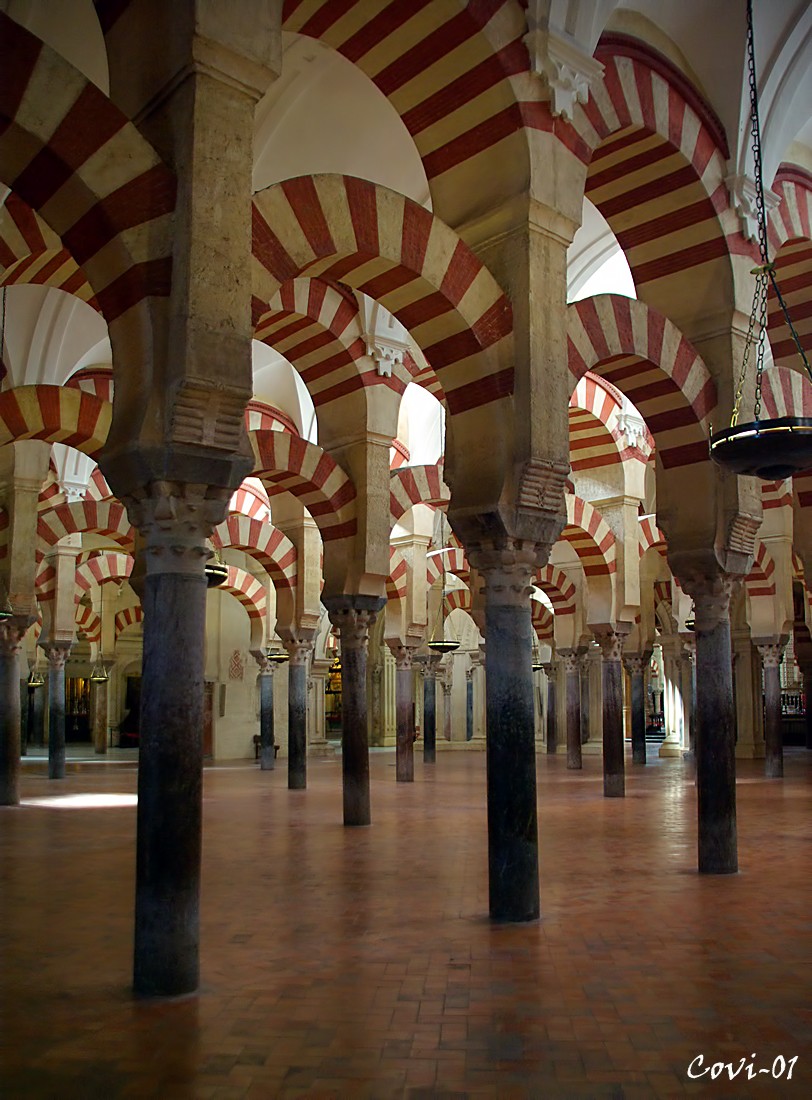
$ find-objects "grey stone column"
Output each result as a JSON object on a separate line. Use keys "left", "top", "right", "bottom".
{"left": 578, "top": 647, "right": 591, "bottom": 744}
{"left": 43, "top": 643, "right": 71, "bottom": 780}
{"left": 0, "top": 617, "right": 27, "bottom": 806}
{"left": 689, "top": 576, "right": 738, "bottom": 875}
{"left": 477, "top": 556, "right": 539, "bottom": 923}
{"left": 258, "top": 660, "right": 275, "bottom": 770}
{"left": 624, "top": 654, "right": 647, "bottom": 765}
{"left": 285, "top": 639, "right": 312, "bottom": 790}
{"left": 595, "top": 627, "right": 630, "bottom": 797}
{"left": 325, "top": 598, "right": 384, "bottom": 826}
{"left": 92, "top": 666, "right": 112, "bottom": 754}
{"left": 422, "top": 660, "right": 438, "bottom": 764}
{"left": 391, "top": 644, "right": 416, "bottom": 782}
{"left": 683, "top": 637, "right": 697, "bottom": 762}
{"left": 559, "top": 650, "right": 581, "bottom": 770}
{"left": 543, "top": 663, "right": 557, "bottom": 754}
{"left": 757, "top": 642, "right": 785, "bottom": 779}
{"left": 124, "top": 485, "right": 229, "bottom": 999}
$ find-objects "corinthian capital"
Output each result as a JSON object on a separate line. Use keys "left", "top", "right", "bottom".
{"left": 123, "top": 481, "right": 232, "bottom": 576}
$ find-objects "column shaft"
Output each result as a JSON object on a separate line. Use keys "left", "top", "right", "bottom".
{"left": 288, "top": 658, "right": 308, "bottom": 790}
{"left": 423, "top": 674, "right": 436, "bottom": 763}
{"left": 259, "top": 670, "right": 275, "bottom": 771}
{"left": 626, "top": 657, "right": 647, "bottom": 766}
{"left": 134, "top": 570, "right": 207, "bottom": 997}
{"left": 596, "top": 630, "right": 628, "bottom": 798}
{"left": 695, "top": 616, "right": 737, "bottom": 874}
{"left": 485, "top": 599, "right": 539, "bottom": 922}
{"left": 395, "top": 665, "right": 414, "bottom": 782}
{"left": 46, "top": 653, "right": 68, "bottom": 780}
{"left": 0, "top": 621, "right": 26, "bottom": 805}
{"left": 561, "top": 653, "right": 581, "bottom": 769}
{"left": 579, "top": 652, "right": 590, "bottom": 744}
{"left": 758, "top": 646, "right": 784, "bottom": 779}
{"left": 545, "top": 668, "right": 557, "bottom": 754}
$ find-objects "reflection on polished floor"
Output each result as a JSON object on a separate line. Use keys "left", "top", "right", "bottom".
{"left": 2, "top": 749, "right": 811, "bottom": 1098}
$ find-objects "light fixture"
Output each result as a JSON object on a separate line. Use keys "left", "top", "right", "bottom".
{"left": 27, "top": 666, "right": 45, "bottom": 688}
{"left": 205, "top": 545, "right": 228, "bottom": 588}
{"left": 427, "top": 519, "right": 460, "bottom": 654}
{"left": 709, "top": 0, "right": 812, "bottom": 480}
{"left": 531, "top": 634, "right": 544, "bottom": 672}
{"left": 89, "top": 599, "right": 109, "bottom": 683}
{"left": 264, "top": 642, "right": 290, "bottom": 665}
{"left": 0, "top": 584, "right": 12, "bottom": 621}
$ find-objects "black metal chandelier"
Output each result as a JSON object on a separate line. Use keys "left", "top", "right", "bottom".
{"left": 709, "top": 0, "right": 812, "bottom": 480}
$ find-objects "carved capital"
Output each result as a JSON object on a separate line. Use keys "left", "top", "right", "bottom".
{"left": 284, "top": 638, "right": 314, "bottom": 667}
{"left": 124, "top": 481, "right": 231, "bottom": 577}
{"left": 516, "top": 459, "right": 570, "bottom": 542}
{"left": 389, "top": 643, "right": 414, "bottom": 672}
{"left": 328, "top": 606, "right": 379, "bottom": 651}
{"left": 725, "top": 173, "right": 781, "bottom": 243}
{"left": 678, "top": 572, "right": 739, "bottom": 632}
{"left": 42, "top": 642, "right": 71, "bottom": 671}
{"left": 559, "top": 649, "right": 579, "bottom": 675}
{"left": 364, "top": 336, "right": 407, "bottom": 378}
{"left": 756, "top": 642, "right": 785, "bottom": 669}
{"left": 0, "top": 617, "right": 28, "bottom": 658}
{"left": 468, "top": 540, "right": 538, "bottom": 608}
{"left": 593, "top": 624, "right": 631, "bottom": 663}
{"left": 623, "top": 656, "right": 645, "bottom": 676}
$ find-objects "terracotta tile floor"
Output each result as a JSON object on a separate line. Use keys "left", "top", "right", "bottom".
{"left": 2, "top": 748, "right": 811, "bottom": 1098}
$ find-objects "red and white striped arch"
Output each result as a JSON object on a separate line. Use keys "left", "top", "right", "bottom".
{"left": 75, "top": 603, "right": 100, "bottom": 644}
{"left": 568, "top": 295, "right": 716, "bottom": 469}
{"left": 0, "top": 386, "right": 111, "bottom": 456}
{"left": 220, "top": 567, "right": 268, "bottom": 648}
{"left": 531, "top": 601, "right": 554, "bottom": 645}
{"left": 638, "top": 515, "right": 668, "bottom": 559}
{"left": 570, "top": 39, "right": 740, "bottom": 300}
{"left": 250, "top": 429, "right": 356, "bottom": 542}
{"left": 281, "top": 2, "right": 530, "bottom": 227}
{"left": 74, "top": 552, "right": 133, "bottom": 599}
{"left": 443, "top": 587, "right": 472, "bottom": 616}
{"left": 115, "top": 605, "right": 143, "bottom": 639}
{"left": 569, "top": 371, "right": 645, "bottom": 471}
{"left": 85, "top": 467, "right": 113, "bottom": 503}
{"left": 745, "top": 541, "right": 776, "bottom": 600}
{"left": 252, "top": 175, "right": 512, "bottom": 416}
{"left": 762, "top": 479, "right": 793, "bottom": 512}
{"left": 562, "top": 495, "right": 616, "bottom": 578}
{"left": 387, "top": 546, "right": 408, "bottom": 603}
{"left": 0, "top": 13, "right": 175, "bottom": 326}
{"left": 66, "top": 368, "right": 114, "bottom": 404}
{"left": 390, "top": 462, "right": 449, "bottom": 527}
{"left": 0, "top": 193, "right": 97, "bottom": 307}
{"left": 758, "top": 364, "right": 812, "bottom": 420}
{"left": 213, "top": 514, "right": 297, "bottom": 605}
{"left": 37, "top": 499, "right": 134, "bottom": 553}
{"left": 767, "top": 167, "right": 812, "bottom": 369}
{"left": 426, "top": 543, "right": 470, "bottom": 589}
{"left": 228, "top": 479, "right": 271, "bottom": 523}
{"left": 245, "top": 401, "right": 298, "bottom": 435}
{"left": 534, "top": 563, "right": 577, "bottom": 617}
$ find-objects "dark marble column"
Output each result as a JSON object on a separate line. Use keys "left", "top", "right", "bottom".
{"left": 578, "top": 647, "right": 591, "bottom": 744}
{"left": 92, "top": 667, "right": 111, "bottom": 754}
{"left": 0, "top": 617, "right": 27, "bottom": 806}
{"left": 285, "top": 640, "right": 311, "bottom": 790}
{"left": 559, "top": 650, "right": 581, "bottom": 770}
{"left": 258, "top": 661, "right": 275, "bottom": 770}
{"left": 689, "top": 576, "right": 738, "bottom": 874}
{"left": 595, "top": 627, "right": 630, "bottom": 798}
{"left": 478, "top": 556, "right": 539, "bottom": 923}
{"left": 757, "top": 642, "right": 785, "bottom": 779}
{"left": 123, "top": 486, "right": 225, "bottom": 1000}
{"left": 543, "top": 663, "right": 557, "bottom": 754}
{"left": 44, "top": 643, "right": 70, "bottom": 780}
{"left": 325, "top": 598, "right": 384, "bottom": 826}
{"left": 422, "top": 658, "right": 438, "bottom": 763}
{"left": 683, "top": 637, "right": 697, "bottom": 763}
{"left": 624, "top": 654, "right": 647, "bottom": 765}
{"left": 391, "top": 644, "right": 416, "bottom": 782}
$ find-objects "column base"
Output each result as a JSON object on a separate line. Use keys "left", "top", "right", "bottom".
{"left": 308, "top": 739, "right": 335, "bottom": 758}
{"left": 735, "top": 743, "right": 766, "bottom": 759}
{"left": 604, "top": 774, "right": 624, "bottom": 797}
{"left": 658, "top": 741, "right": 682, "bottom": 758}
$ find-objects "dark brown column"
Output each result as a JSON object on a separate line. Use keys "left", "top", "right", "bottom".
{"left": 595, "top": 627, "right": 630, "bottom": 797}
{"left": 391, "top": 644, "right": 416, "bottom": 782}
{"left": 421, "top": 658, "right": 438, "bottom": 763}
{"left": 689, "top": 576, "right": 738, "bottom": 875}
{"left": 92, "top": 665, "right": 111, "bottom": 754}
{"left": 258, "top": 661, "right": 275, "bottom": 771}
{"left": 44, "top": 643, "right": 71, "bottom": 780}
{"left": 0, "top": 617, "right": 27, "bottom": 806}
{"left": 326, "top": 598, "right": 384, "bottom": 826}
{"left": 757, "top": 641, "right": 785, "bottom": 778}
{"left": 285, "top": 639, "right": 312, "bottom": 790}
{"left": 559, "top": 650, "right": 581, "bottom": 769}
{"left": 578, "top": 647, "right": 591, "bottom": 744}
{"left": 476, "top": 555, "right": 539, "bottom": 923}
{"left": 543, "top": 662, "right": 557, "bottom": 754}
{"left": 683, "top": 637, "right": 697, "bottom": 763}
{"left": 624, "top": 653, "right": 648, "bottom": 765}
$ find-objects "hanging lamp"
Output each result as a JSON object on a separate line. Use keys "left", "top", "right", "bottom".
{"left": 27, "top": 662, "right": 45, "bottom": 688}
{"left": 427, "top": 521, "right": 460, "bottom": 654}
{"left": 531, "top": 634, "right": 544, "bottom": 672}
{"left": 205, "top": 544, "right": 228, "bottom": 588}
{"left": 264, "top": 641, "right": 290, "bottom": 665}
{"left": 89, "top": 600, "right": 109, "bottom": 684}
{"left": 709, "top": 0, "right": 812, "bottom": 480}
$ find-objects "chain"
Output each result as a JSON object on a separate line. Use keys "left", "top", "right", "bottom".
{"left": 733, "top": 0, "right": 812, "bottom": 428}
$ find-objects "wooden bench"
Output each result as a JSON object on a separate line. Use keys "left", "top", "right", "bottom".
{"left": 253, "top": 735, "right": 280, "bottom": 761}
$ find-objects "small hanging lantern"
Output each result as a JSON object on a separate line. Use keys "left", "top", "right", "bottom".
{"left": 264, "top": 642, "right": 290, "bottom": 665}
{"left": 427, "top": 532, "right": 460, "bottom": 654}
{"left": 205, "top": 545, "right": 228, "bottom": 588}
{"left": 531, "top": 635, "right": 544, "bottom": 672}
{"left": 90, "top": 600, "right": 109, "bottom": 683}
{"left": 27, "top": 666, "right": 45, "bottom": 688}
{"left": 709, "top": 0, "right": 812, "bottom": 480}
